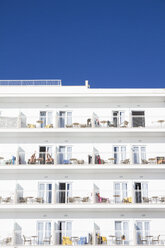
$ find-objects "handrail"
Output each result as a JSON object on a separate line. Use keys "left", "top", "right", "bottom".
{"left": 0, "top": 80, "right": 61, "bottom": 86}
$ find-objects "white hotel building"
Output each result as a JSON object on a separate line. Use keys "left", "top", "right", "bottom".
{"left": 0, "top": 79, "right": 165, "bottom": 247}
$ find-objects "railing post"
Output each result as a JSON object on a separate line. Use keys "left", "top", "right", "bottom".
{"left": 12, "top": 229, "right": 16, "bottom": 246}
{"left": 17, "top": 112, "right": 21, "bottom": 128}
{"left": 129, "top": 147, "right": 132, "bottom": 165}
{"left": 93, "top": 227, "right": 96, "bottom": 245}
{"left": 14, "top": 187, "right": 17, "bottom": 204}
{"left": 54, "top": 148, "right": 57, "bottom": 165}
{"left": 92, "top": 114, "right": 95, "bottom": 128}
{"left": 92, "top": 185, "right": 95, "bottom": 204}
{"left": 55, "top": 112, "right": 58, "bottom": 128}
{"left": 92, "top": 150, "right": 95, "bottom": 165}
{"left": 16, "top": 149, "right": 19, "bottom": 166}
{"left": 129, "top": 111, "right": 132, "bottom": 128}
{"left": 52, "top": 230, "right": 55, "bottom": 245}
{"left": 52, "top": 185, "right": 55, "bottom": 204}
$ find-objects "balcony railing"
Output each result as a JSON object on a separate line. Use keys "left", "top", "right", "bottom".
{"left": 0, "top": 151, "right": 165, "bottom": 166}
{"left": 1, "top": 229, "right": 165, "bottom": 246}
{"left": 1, "top": 188, "right": 165, "bottom": 205}
{"left": 0, "top": 80, "right": 61, "bottom": 86}
{"left": 0, "top": 113, "right": 165, "bottom": 129}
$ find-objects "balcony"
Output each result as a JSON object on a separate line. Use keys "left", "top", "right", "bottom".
{"left": 0, "top": 181, "right": 164, "bottom": 208}
{"left": 0, "top": 110, "right": 165, "bottom": 130}
{"left": 0, "top": 149, "right": 165, "bottom": 167}
{"left": 0, "top": 219, "right": 165, "bottom": 247}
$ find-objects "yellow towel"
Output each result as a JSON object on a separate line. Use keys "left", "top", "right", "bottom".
{"left": 62, "top": 237, "right": 72, "bottom": 245}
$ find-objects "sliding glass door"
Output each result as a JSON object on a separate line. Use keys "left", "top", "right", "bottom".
{"left": 136, "top": 221, "right": 150, "bottom": 244}
{"left": 114, "top": 146, "right": 126, "bottom": 164}
{"left": 115, "top": 221, "right": 129, "bottom": 245}
{"left": 38, "top": 183, "right": 52, "bottom": 203}
{"left": 58, "top": 146, "right": 72, "bottom": 164}
{"left": 132, "top": 146, "right": 146, "bottom": 164}
{"left": 37, "top": 221, "right": 51, "bottom": 245}
{"left": 134, "top": 182, "right": 148, "bottom": 203}
{"left": 113, "top": 111, "right": 125, "bottom": 127}
{"left": 40, "top": 111, "right": 53, "bottom": 128}
{"left": 59, "top": 111, "right": 72, "bottom": 128}
{"left": 114, "top": 182, "right": 128, "bottom": 203}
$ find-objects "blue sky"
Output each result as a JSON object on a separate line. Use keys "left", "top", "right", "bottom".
{"left": 0, "top": 0, "right": 165, "bottom": 88}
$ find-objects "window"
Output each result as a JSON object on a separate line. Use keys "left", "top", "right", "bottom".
{"left": 132, "top": 111, "right": 145, "bottom": 127}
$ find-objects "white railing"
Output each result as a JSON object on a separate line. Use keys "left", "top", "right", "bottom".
{"left": 0, "top": 80, "right": 61, "bottom": 86}
{"left": 1, "top": 189, "right": 165, "bottom": 205}
{"left": 18, "top": 151, "right": 55, "bottom": 165}
{"left": 1, "top": 228, "right": 165, "bottom": 246}
{"left": 16, "top": 190, "right": 53, "bottom": 204}
{"left": 55, "top": 189, "right": 92, "bottom": 204}
{"left": 0, "top": 112, "right": 165, "bottom": 128}
{"left": 0, "top": 151, "right": 164, "bottom": 166}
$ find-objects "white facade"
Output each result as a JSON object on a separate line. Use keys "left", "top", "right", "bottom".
{"left": 0, "top": 80, "right": 165, "bottom": 247}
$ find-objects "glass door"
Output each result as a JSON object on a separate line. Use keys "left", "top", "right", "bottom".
{"left": 37, "top": 221, "right": 51, "bottom": 245}
{"left": 59, "top": 111, "right": 72, "bottom": 128}
{"left": 115, "top": 221, "right": 129, "bottom": 245}
{"left": 57, "top": 221, "right": 72, "bottom": 245}
{"left": 40, "top": 111, "right": 53, "bottom": 128}
{"left": 114, "top": 146, "right": 126, "bottom": 164}
{"left": 136, "top": 221, "right": 150, "bottom": 244}
{"left": 132, "top": 146, "right": 146, "bottom": 164}
{"left": 58, "top": 146, "right": 72, "bottom": 164}
{"left": 58, "top": 182, "right": 71, "bottom": 203}
{"left": 113, "top": 111, "right": 125, "bottom": 127}
{"left": 134, "top": 182, "right": 148, "bottom": 203}
{"left": 38, "top": 183, "right": 52, "bottom": 203}
{"left": 39, "top": 146, "right": 53, "bottom": 165}
{"left": 114, "top": 182, "right": 128, "bottom": 203}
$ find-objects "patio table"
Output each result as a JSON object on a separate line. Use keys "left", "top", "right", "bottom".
{"left": 71, "top": 236, "right": 79, "bottom": 245}
{"left": 70, "top": 158, "right": 78, "bottom": 164}
{"left": 73, "top": 197, "right": 82, "bottom": 203}
{"left": 146, "top": 235, "right": 153, "bottom": 245}
{"left": 72, "top": 123, "right": 80, "bottom": 128}
{"left": 152, "top": 196, "right": 159, "bottom": 203}
{"left": 36, "top": 158, "right": 44, "bottom": 164}
{"left": 108, "top": 235, "right": 116, "bottom": 245}
{"left": 31, "top": 236, "right": 38, "bottom": 245}
{"left": 36, "top": 120, "right": 43, "bottom": 124}
{"left": 148, "top": 158, "right": 157, "bottom": 164}
{"left": 36, "top": 120, "right": 43, "bottom": 128}
{"left": 157, "top": 120, "right": 165, "bottom": 127}
{"left": 26, "top": 196, "right": 34, "bottom": 204}
{"left": 100, "top": 120, "right": 108, "bottom": 127}
{"left": 113, "top": 195, "right": 120, "bottom": 203}
{"left": 108, "top": 158, "right": 115, "bottom": 164}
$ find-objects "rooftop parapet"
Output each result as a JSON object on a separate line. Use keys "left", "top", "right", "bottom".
{"left": 0, "top": 79, "right": 61, "bottom": 86}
